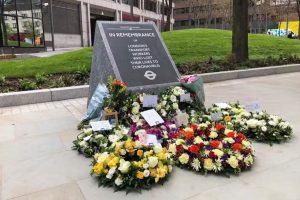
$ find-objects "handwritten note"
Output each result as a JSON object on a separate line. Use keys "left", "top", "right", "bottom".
{"left": 143, "top": 95, "right": 158, "bottom": 107}
{"left": 90, "top": 120, "right": 112, "bottom": 131}
{"left": 141, "top": 109, "right": 164, "bottom": 126}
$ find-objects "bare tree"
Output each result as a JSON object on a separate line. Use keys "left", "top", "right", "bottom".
{"left": 232, "top": 0, "right": 249, "bottom": 62}
{"left": 0, "top": 0, "right": 7, "bottom": 47}
{"left": 187, "top": 0, "right": 203, "bottom": 28}
{"left": 218, "top": 0, "right": 232, "bottom": 29}
{"left": 296, "top": 0, "right": 300, "bottom": 39}
{"left": 164, "top": 0, "right": 173, "bottom": 31}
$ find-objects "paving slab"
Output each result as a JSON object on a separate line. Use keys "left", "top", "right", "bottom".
{"left": 2, "top": 151, "right": 91, "bottom": 200}
{"left": 9, "top": 182, "right": 85, "bottom": 200}
{"left": 0, "top": 73, "right": 299, "bottom": 200}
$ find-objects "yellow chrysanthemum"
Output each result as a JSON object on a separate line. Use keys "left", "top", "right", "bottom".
{"left": 136, "top": 171, "right": 144, "bottom": 179}
{"left": 93, "top": 163, "right": 104, "bottom": 175}
{"left": 157, "top": 152, "right": 166, "bottom": 161}
{"left": 137, "top": 150, "right": 144, "bottom": 157}
{"left": 224, "top": 115, "right": 232, "bottom": 122}
{"left": 108, "top": 157, "right": 120, "bottom": 168}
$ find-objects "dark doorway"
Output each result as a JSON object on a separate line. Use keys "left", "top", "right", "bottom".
{"left": 90, "top": 14, "right": 114, "bottom": 45}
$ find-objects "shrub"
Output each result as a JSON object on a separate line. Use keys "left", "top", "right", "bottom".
{"left": 20, "top": 79, "right": 38, "bottom": 91}
{"left": 0, "top": 76, "right": 5, "bottom": 85}
{"left": 35, "top": 73, "right": 47, "bottom": 84}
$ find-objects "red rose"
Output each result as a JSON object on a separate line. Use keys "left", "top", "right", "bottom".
{"left": 210, "top": 140, "right": 220, "bottom": 148}
{"left": 245, "top": 148, "right": 252, "bottom": 154}
{"left": 236, "top": 133, "right": 246, "bottom": 141}
{"left": 176, "top": 145, "right": 184, "bottom": 153}
{"left": 232, "top": 143, "right": 243, "bottom": 151}
{"left": 188, "top": 145, "right": 200, "bottom": 154}
{"left": 227, "top": 131, "right": 235, "bottom": 138}
{"left": 191, "top": 123, "right": 198, "bottom": 131}
{"left": 185, "top": 131, "right": 194, "bottom": 139}
{"left": 209, "top": 151, "right": 216, "bottom": 158}
{"left": 216, "top": 124, "right": 225, "bottom": 131}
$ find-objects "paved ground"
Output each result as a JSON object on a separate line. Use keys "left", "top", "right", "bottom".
{"left": 0, "top": 72, "right": 299, "bottom": 200}
{"left": 17, "top": 47, "right": 84, "bottom": 58}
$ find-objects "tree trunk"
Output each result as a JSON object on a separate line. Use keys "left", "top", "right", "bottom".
{"left": 232, "top": 0, "right": 248, "bottom": 63}
{"left": 161, "top": 0, "right": 165, "bottom": 31}
{"left": 165, "top": 0, "right": 173, "bottom": 32}
{"left": 297, "top": 0, "right": 300, "bottom": 40}
{"left": 130, "top": 0, "right": 134, "bottom": 21}
{"left": 0, "top": 0, "right": 5, "bottom": 47}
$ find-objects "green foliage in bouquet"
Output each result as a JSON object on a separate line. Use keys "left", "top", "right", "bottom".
{"left": 170, "top": 123, "right": 255, "bottom": 176}
{"left": 208, "top": 102, "right": 293, "bottom": 145}
{"left": 72, "top": 126, "right": 129, "bottom": 157}
{"left": 91, "top": 138, "right": 174, "bottom": 193}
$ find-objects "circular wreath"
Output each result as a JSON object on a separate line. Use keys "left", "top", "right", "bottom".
{"left": 170, "top": 123, "right": 255, "bottom": 174}
{"left": 91, "top": 138, "right": 174, "bottom": 192}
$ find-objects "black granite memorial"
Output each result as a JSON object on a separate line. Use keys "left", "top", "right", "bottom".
{"left": 89, "top": 21, "right": 181, "bottom": 100}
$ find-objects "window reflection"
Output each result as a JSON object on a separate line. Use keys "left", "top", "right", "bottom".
{"left": 0, "top": 0, "right": 44, "bottom": 47}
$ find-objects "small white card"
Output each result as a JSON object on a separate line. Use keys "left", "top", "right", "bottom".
{"left": 175, "top": 112, "right": 189, "bottom": 127}
{"left": 141, "top": 109, "right": 164, "bottom": 126}
{"left": 215, "top": 103, "right": 230, "bottom": 109}
{"left": 211, "top": 112, "right": 223, "bottom": 121}
{"left": 245, "top": 102, "right": 262, "bottom": 113}
{"left": 143, "top": 95, "right": 158, "bottom": 108}
{"left": 180, "top": 93, "right": 191, "bottom": 102}
{"left": 138, "top": 134, "right": 147, "bottom": 145}
{"left": 90, "top": 120, "right": 112, "bottom": 131}
{"left": 146, "top": 134, "right": 159, "bottom": 146}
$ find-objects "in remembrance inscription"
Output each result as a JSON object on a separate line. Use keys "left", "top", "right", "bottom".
{"left": 89, "top": 21, "right": 181, "bottom": 100}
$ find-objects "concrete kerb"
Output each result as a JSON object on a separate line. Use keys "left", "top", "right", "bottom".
{"left": 0, "top": 64, "right": 299, "bottom": 108}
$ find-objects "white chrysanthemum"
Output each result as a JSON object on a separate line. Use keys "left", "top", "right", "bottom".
{"left": 120, "top": 149, "right": 127, "bottom": 155}
{"left": 109, "top": 134, "right": 121, "bottom": 143}
{"left": 161, "top": 109, "right": 167, "bottom": 117}
{"left": 132, "top": 102, "right": 140, "bottom": 108}
{"left": 97, "top": 152, "right": 109, "bottom": 163}
{"left": 148, "top": 156, "right": 159, "bottom": 168}
{"left": 192, "top": 158, "right": 201, "bottom": 171}
{"left": 268, "top": 120, "right": 276, "bottom": 126}
{"left": 156, "top": 103, "right": 162, "bottom": 111}
{"left": 115, "top": 177, "right": 123, "bottom": 186}
{"left": 170, "top": 95, "right": 177, "bottom": 102}
{"left": 247, "top": 119, "right": 259, "bottom": 128}
{"left": 83, "top": 135, "right": 91, "bottom": 141}
{"left": 143, "top": 170, "right": 150, "bottom": 177}
{"left": 153, "top": 144, "right": 163, "bottom": 154}
{"left": 83, "top": 128, "right": 93, "bottom": 135}
{"left": 194, "top": 136, "right": 203, "bottom": 144}
{"left": 168, "top": 143, "right": 177, "bottom": 155}
{"left": 132, "top": 107, "right": 139, "bottom": 115}
{"left": 79, "top": 141, "right": 88, "bottom": 148}
{"left": 172, "top": 103, "right": 179, "bottom": 110}
{"left": 119, "top": 159, "right": 131, "bottom": 173}
{"left": 131, "top": 115, "right": 140, "bottom": 123}
{"left": 261, "top": 126, "right": 267, "bottom": 132}
{"left": 244, "top": 155, "right": 254, "bottom": 166}
{"left": 135, "top": 129, "right": 146, "bottom": 136}
{"left": 168, "top": 165, "right": 173, "bottom": 173}
{"left": 143, "top": 163, "right": 149, "bottom": 169}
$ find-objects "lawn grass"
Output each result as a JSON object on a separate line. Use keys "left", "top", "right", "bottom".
{"left": 0, "top": 48, "right": 92, "bottom": 78}
{"left": 1, "top": 28, "right": 300, "bottom": 78}
{"left": 162, "top": 28, "right": 300, "bottom": 64}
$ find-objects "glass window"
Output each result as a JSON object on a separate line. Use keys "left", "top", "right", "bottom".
{"left": 16, "top": 0, "right": 33, "bottom": 18}
{"left": 0, "top": 15, "right": 19, "bottom": 46}
{"left": 1, "top": 0, "right": 44, "bottom": 48}
{"left": 18, "top": 16, "right": 35, "bottom": 47}
{"left": 2, "top": 0, "right": 17, "bottom": 15}
{"left": 32, "top": 0, "right": 42, "bottom": 19}
{"left": 33, "top": 18, "right": 44, "bottom": 46}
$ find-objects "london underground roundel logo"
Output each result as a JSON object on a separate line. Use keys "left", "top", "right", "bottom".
{"left": 144, "top": 71, "right": 157, "bottom": 80}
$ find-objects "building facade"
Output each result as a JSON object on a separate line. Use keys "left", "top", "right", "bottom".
{"left": 0, "top": 0, "right": 174, "bottom": 53}
{"left": 173, "top": 0, "right": 298, "bottom": 34}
